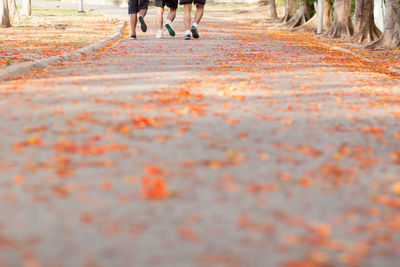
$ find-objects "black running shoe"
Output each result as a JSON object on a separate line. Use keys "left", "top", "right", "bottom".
{"left": 191, "top": 25, "right": 199, "bottom": 39}
{"left": 183, "top": 34, "right": 191, "bottom": 40}
{"left": 130, "top": 35, "right": 137, "bottom": 40}
{"left": 139, "top": 16, "right": 147, "bottom": 32}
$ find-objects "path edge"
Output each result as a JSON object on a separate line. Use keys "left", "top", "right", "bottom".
{"left": 0, "top": 20, "right": 127, "bottom": 82}
{"left": 315, "top": 41, "right": 400, "bottom": 76}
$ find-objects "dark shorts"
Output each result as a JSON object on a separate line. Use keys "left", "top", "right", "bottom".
{"left": 179, "top": 0, "right": 206, "bottom": 5}
{"left": 128, "top": 0, "right": 149, "bottom": 14}
{"left": 155, "top": 0, "right": 178, "bottom": 9}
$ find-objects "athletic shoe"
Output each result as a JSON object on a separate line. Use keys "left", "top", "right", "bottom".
{"left": 165, "top": 22, "right": 175, "bottom": 37}
{"left": 139, "top": 16, "right": 147, "bottom": 32}
{"left": 191, "top": 25, "right": 199, "bottom": 39}
{"left": 130, "top": 35, "right": 137, "bottom": 40}
{"left": 156, "top": 30, "right": 163, "bottom": 39}
{"left": 183, "top": 34, "right": 191, "bottom": 40}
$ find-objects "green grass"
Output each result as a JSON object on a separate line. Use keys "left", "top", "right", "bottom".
{"left": 31, "top": 6, "right": 101, "bottom": 17}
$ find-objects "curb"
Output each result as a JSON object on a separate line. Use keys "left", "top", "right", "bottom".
{"left": 0, "top": 20, "right": 127, "bottom": 82}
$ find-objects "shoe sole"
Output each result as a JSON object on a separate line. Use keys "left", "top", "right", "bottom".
{"left": 139, "top": 16, "right": 147, "bottom": 32}
{"left": 191, "top": 27, "right": 199, "bottom": 39}
{"left": 166, "top": 24, "right": 175, "bottom": 37}
{"left": 183, "top": 36, "right": 191, "bottom": 40}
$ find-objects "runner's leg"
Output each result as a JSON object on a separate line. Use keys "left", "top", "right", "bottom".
{"left": 194, "top": 3, "right": 204, "bottom": 24}
{"left": 156, "top": 7, "right": 164, "bottom": 30}
{"left": 138, "top": 0, "right": 148, "bottom": 33}
{"left": 165, "top": 7, "right": 176, "bottom": 36}
{"left": 182, "top": 4, "right": 192, "bottom": 39}
{"left": 138, "top": 8, "right": 148, "bottom": 32}
{"left": 167, "top": 7, "right": 177, "bottom": 22}
{"left": 128, "top": 0, "right": 139, "bottom": 38}
{"left": 139, "top": 8, "right": 147, "bottom": 18}
{"left": 183, "top": 4, "right": 192, "bottom": 33}
{"left": 130, "top": 14, "right": 137, "bottom": 37}
{"left": 156, "top": 6, "right": 164, "bottom": 38}
{"left": 191, "top": 3, "right": 203, "bottom": 38}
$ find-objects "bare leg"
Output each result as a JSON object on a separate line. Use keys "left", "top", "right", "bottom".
{"left": 138, "top": 8, "right": 148, "bottom": 32}
{"left": 167, "top": 8, "right": 176, "bottom": 22}
{"left": 130, "top": 14, "right": 137, "bottom": 35}
{"left": 194, "top": 3, "right": 204, "bottom": 24}
{"left": 139, "top": 8, "right": 147, "bottom": 17}
{"left": 156, "top": 7, "right": 164, "bottom": 30}
{"left": 183, "top": 4, "right": 192, "bottom": 31}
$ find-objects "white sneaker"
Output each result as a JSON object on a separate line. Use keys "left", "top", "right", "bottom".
{"left": 156, "top": 30, "right": 163, "bottom": 39}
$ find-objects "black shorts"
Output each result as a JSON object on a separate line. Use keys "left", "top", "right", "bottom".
{"left": 155, "top": 0, "right": 178, "bottom": 9}
{"left": 128, "top": 0, "right": 149, "bottom": 14}
{"left": 179, "top": 0, "right": 206, "bottom": 5}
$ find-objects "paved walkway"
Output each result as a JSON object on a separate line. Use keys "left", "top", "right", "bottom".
{"left": 1, "top": 8, "right": 400, "bottom": 267}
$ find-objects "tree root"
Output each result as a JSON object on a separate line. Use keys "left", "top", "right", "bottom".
{"left": 323, "top": 21, "right": 354, "bottom": 39}
{"left": 351, "top": 26, "right": 381, "bottom": 43}
{"left": 278, "top": 3, "right": 312, "bottom": 30}
{"left": 292, "top": 1, "right": 332, "bottom": 33}
{"left": 366, "top": 33, "right": 400, "bottom": 50}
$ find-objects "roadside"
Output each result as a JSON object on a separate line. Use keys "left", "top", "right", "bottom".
{"left": 0, "top": 5, "right": 121, "bottom": 69}
{"left": 209, "top": 3, "right": 400, "bottom": 78}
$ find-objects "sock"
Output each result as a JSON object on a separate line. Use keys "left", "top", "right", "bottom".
{"left": 157, "top": 29, "right": 163, "bottom": 34}
{"left": 185, "top": 30, "right": 191, "bottom": 35}
{"left": 192, "top": 22, "right": 198, "bottom": 28}
{"left": 166, "top": 19, "right": 172, "bottom": 25}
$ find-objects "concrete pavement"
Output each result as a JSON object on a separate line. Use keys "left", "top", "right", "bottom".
{"left": 1, "top": 6, "right": 400, "bottom": 267}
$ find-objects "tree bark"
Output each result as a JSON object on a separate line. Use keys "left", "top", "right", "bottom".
{"left": 292, "top": 0, "right": 333, "bottom": 33}
{"left": 351, "top": 0, "right": 381, "bottom": 43}
{"left": 324, "top": 0, "right": 353, "bottom": 38}
{"left": 280, "top": 0, "right": 297, "bottom": 23}
{"left": 22, "top": 0, "right": 31, "bottom": 16}
{"left": 8, "top": 0, "right": 19, "bottom": 22}
{"left": 270, "top": 0, "right": 278, "bottom": 20}
{"left": 0, "top": 0, "right": 11, "bottom": 27}
{"left": 280, "top": 1, "right": 314, "bottom": 30}
{"left": 366, "top": 0, "right": 400, "bottom": 50}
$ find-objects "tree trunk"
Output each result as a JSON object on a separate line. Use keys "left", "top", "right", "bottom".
{"left": 280, "top": 0, "right": 297, "bottom": 23}
{"left": 351, "top": 0, "right": 381, "bottom": 43}
{"left": 324, "top": 0, "right": 353, "bottom": 38}
{"left": 270, "top": 0, "right": 278, "bottom": 20}
{"left": 292, "top": 0, "right": 333, "bottom": 33}
{"left": 22, "top": 0, "right": 31, "bottom": 16}
{"left": 280, "top": 1, "right": 314, "bottom": 30}
{"left": 8, "top": 0, "right": 19, "bottom": 22}
{"left": 0, "top": 0, "right": 11, "bottom": 27}
{"left": 366, "top": 0, "right": 400, "bottom": 50}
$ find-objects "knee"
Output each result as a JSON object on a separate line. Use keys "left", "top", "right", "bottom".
{"left": 196, "top": 3, "right": 204, "bottom": 9}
